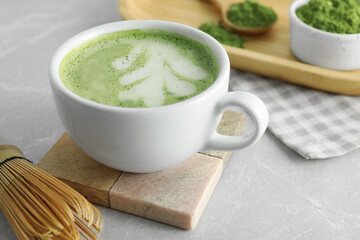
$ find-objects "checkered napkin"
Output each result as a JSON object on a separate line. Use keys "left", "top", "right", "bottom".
{"left": 229, "top": 70, "right": 360, "bottom": 159}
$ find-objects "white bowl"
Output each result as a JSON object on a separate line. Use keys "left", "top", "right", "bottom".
{"left": 289, "top": 0, "right": 360, "bottom": 71}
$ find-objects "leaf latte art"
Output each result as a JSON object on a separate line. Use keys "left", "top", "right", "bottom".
{"left": 113, "top": 40, "right": 208, "bottom": 107}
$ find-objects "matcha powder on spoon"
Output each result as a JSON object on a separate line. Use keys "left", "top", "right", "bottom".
{"left": 296, "top": 0, "right": 360, "bottom": 34}
{"left": 227, "top": 0, "right": 278, "bottom": 27}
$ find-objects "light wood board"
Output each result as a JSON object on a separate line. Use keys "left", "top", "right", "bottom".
{"left": 38, "top": 111, "right": 244, "bottom": 230}
{"left": 118, "top": 0, "right": 360, "bottom": 95}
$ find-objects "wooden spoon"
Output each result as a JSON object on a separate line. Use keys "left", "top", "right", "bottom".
{"left": 210, "top": 0, "right": 274, "bottom": 35}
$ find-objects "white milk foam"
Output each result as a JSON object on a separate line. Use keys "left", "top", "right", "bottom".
{"left": 111, "top": 40, "right": 208, "bottom": 107}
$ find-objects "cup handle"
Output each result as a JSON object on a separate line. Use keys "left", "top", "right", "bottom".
{"left": 205, "top": 91, "right": 269, "bottom": 151}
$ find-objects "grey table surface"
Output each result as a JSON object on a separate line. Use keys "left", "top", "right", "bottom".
{"left": 1, "top": 0, "right": 360, "bottom": 239}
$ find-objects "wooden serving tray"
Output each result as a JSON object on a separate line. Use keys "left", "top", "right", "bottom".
{"left": 118, "top": 0, "right": 360, "bottom": 95}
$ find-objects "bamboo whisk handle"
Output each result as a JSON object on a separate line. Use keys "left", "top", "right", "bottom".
{"left": 0, "top": 145, "right": 25, "bottom": 165}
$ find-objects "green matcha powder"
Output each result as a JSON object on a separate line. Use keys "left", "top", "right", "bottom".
{"left": 198, "top": 1, "right": 278, "bottom": 48}
{"left": 227, "top": 0, "right": 278, "bottom": 28}
{"left": 296, "top": 0, "right": 360, "bottom": 34}
{"left": 199, "top": 22, "right": 245, "bottom": 48}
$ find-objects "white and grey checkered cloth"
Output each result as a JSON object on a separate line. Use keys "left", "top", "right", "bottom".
{"left": 230, "top": 70, "right": 360, "bottom": 159}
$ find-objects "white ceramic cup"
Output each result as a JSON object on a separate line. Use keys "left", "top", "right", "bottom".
{"left": 50, "top": 20, "right": 269, "bottom": 173}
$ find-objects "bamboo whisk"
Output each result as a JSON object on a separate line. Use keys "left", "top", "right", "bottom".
{"left": 0, "top": 144, "right": 103, "bottom": 240}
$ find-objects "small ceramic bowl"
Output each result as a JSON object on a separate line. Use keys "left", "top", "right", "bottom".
{"left": 289, "top": 0, "right": 360, "bottom": 71}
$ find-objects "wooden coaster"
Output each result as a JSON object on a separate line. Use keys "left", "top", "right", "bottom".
{"left": 38, "top": 111, "right": 244, "bottom": 230}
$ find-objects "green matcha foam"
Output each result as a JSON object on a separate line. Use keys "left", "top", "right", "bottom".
{"left": 59, "top": 29, "right": 219, "bottom": 108}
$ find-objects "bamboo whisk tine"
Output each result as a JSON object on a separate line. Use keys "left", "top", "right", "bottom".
{"left": 0, "top": 144, "right": 103, "bottom": 240}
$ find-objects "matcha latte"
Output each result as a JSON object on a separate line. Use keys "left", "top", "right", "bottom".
{"left": 59, "top": 29, "right": 219, "bottom": 108}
